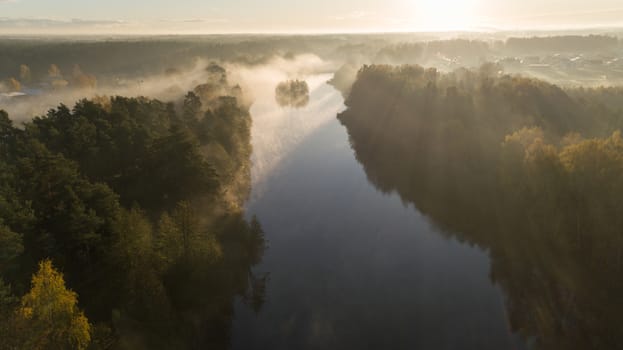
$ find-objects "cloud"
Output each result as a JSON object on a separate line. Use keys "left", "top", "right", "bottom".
{"left": 0, "top": 17, "right": 142, "bottom": 35}
{"left": 0, "top": 17, "right": 128, "bottom": 28}
{"left": 160, "top": 18, "right": 229, "bottom": 24}
{"left": 0, "top": 17, "right": 236, "bottom": 34}
{"left": 330, "top": 11, "right": 371, "bottom": 21}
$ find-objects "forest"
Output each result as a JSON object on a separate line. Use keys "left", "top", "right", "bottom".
{"left": 0, "top": 64, "right": 266, "bottom": 349}
{"left": 2, "top": 32, "right": 623, "bottom": 349}
{"left": 338, "top": 64, "right": 623, "bottom": 349}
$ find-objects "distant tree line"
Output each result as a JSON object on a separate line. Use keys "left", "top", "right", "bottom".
{"left": 502, "top": 35, "right": 620, "bottom": 54}
{"left": 2, "top": 34, "right": 621, "bottom": 90}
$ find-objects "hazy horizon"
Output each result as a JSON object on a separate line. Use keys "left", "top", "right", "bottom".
{"left": 2, "top": 0, "right": 623, "bottom": 34}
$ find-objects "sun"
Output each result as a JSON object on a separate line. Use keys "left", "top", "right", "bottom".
{"left": 411, "top": 0, "right": 481, "bottom": 31}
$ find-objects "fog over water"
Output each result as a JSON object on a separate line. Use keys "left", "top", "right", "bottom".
{"left": 224, "top": 55, "right": 337, "bottom": 186}
{"left": 232, "top": 72, "right": 526, "bottom": 349}
{"left": 245, "top": 74, "right": 340, "bottom": 188}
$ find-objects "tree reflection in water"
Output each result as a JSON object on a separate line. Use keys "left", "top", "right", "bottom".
{"left": 339, "top": 64, "right": 623, "bottom": 350}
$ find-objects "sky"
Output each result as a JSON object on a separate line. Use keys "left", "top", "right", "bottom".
{"left": 1, "top": 0, "right": 623, "bottom": 34}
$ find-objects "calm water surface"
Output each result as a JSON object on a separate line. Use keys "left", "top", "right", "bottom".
{"left": 232, "top": 75, "right": 525, "bottom": 349}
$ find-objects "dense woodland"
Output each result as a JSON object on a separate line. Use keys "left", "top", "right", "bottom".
{"left": 0, "top": 65, "right": 266, "bottom": 349}
{"left": 339, "top": 64, "right": 623, "bottom": 349}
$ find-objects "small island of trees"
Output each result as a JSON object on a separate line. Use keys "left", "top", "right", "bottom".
{"left": 275, "top": 79, "right": 310, "bottom": 108}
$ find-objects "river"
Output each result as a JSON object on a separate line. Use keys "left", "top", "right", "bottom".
{"left": 231, "top": 74, "right": 526, "bottom": 349}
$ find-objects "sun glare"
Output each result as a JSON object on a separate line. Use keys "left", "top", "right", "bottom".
{"left": 412, "top": 0, "right": 481, "bottom": 31}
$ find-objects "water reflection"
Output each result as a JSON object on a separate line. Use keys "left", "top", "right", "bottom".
{"left": 232, "top": 77, "right": 524, "bottom": 349}
{"left": 341, "top": 133, "right": 623, "bottom": 348}
{"left": 337, "top": 68, "right": 623, "bottom": 348}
